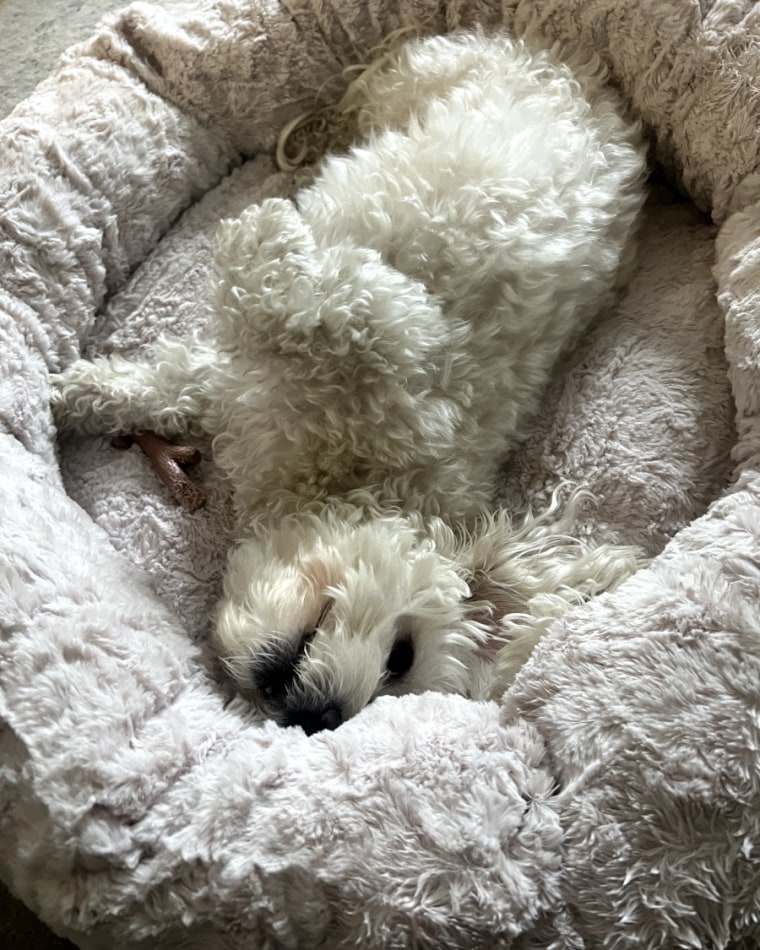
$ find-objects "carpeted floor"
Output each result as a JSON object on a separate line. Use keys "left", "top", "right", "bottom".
{"left": 0, "top": 0, "right": 138, "bottom": 117}
{"left": 0, "top": 1, "right": 195, "bottom": 944}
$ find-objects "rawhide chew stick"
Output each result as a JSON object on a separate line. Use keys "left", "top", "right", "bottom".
{"left": 112, "top": 432, "right": 207, "bottom": 512}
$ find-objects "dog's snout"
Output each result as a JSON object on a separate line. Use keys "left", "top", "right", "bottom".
{"left": 285, "top": 703, "right": 344, "bottom": 736}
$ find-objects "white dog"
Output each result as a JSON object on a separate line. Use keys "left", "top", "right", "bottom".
{"left": 52, "top": 31, "right": 647, "bottom": 734}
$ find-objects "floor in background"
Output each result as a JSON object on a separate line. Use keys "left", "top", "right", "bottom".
{"left": 0, "top": 0, "right": 138, "bottom": 117}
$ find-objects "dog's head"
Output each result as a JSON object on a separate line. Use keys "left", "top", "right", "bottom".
{"left": 213, "top": 511, "right": 515, "bottom": 733}
{"left": 212, "top": 496, "right": 638, "bottom": 734}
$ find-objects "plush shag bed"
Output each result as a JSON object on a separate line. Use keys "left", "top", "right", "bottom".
{"left": 1, "top": 0, "right": 759, "bottom": 947}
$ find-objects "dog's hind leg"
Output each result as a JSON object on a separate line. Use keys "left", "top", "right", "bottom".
{"left": 50, "top": 338, "right": 213, "bottom": 438}
{"left": 212, "top": 197, "right": 461, "bottom": 491}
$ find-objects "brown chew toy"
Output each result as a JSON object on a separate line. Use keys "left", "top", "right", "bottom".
{"left": 112, "top": 432, "right": 208, "bottom": 512}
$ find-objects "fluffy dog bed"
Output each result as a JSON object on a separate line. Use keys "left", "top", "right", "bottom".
{"left": 0, "top": 0, "right": 758, "bottom": 947}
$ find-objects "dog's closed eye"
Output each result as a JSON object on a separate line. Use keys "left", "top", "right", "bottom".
{"left": 251, "top": 601, "right": 332, "bottom": 700}
{"left": 314, "top": 599, "right": 332, "bottom": 632}
{"left": 252, "top": 634, "right": 311, "bottom": 700}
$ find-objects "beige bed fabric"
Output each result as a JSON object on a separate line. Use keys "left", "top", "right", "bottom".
{"left": 0, "top": 1, "right": 758, "bottom": 947}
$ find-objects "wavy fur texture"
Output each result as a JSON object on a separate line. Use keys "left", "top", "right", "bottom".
{"left": 52, "top": 30, "right": 647, "bottom": 732}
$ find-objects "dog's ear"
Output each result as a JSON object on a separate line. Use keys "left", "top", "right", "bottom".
{"left": 443, "top": 497, "right": 641, "bottom": 692}
{"left": 455, "top": 515, "right": 554, "bottom": 694}
{"left": 447, "top": 514, "right": 528, "bottom": 659}
{"left": 464, "top": 569, "right": 521, "bottom": 658}
{"left": 427, "top": 512, "right": 526, "bottom": 657}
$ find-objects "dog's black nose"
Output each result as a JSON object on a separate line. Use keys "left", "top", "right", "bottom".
{"left": 285, "top": 704, "right": 344, "bottom": 736}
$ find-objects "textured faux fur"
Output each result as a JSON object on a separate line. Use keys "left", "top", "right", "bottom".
{"left": 1, "top": 1, "right": 758, "bottom": 948}
{"left": 52, "top": 31, "right": 646, "bottom": 731}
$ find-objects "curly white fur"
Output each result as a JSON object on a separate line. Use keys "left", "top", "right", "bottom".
{"left": 51, "top": 31, "right": 647, "bottom": 734}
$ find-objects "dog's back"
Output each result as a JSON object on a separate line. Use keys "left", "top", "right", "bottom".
{"left": 212, "top": 31, "right": 647, "bottom": 522}
{"left": 296, "top": 32, "right": 647, "bottom": 458}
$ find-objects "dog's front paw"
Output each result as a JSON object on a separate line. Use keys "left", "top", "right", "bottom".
{"left": 49, "top": 359, "right": 97, "bottom": 432}
{"left": 49, "top": 372, "right": 67, "bottom": 425}
{"left": 49, "top": 356, "right": 141, "bottom": 436}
